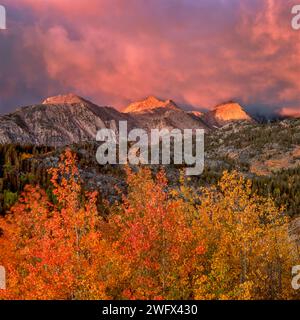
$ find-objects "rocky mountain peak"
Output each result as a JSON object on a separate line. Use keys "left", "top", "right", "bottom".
{"left": 0, "top": 94, "right": 133, "bottom": 146}
{"left": 213, "top": 102, "right": 251, "bottom": 121}
{"left": 145, "top": 95, "right": 163, "bottom": 105}
{"left": 202, "top": 101, "right": 253, "bottom": 128}
{"left": 124, "top": 96, "right": 181, "bottom": 113}
{"left": 42, "top": 93, "right": 90, "bottom": 105}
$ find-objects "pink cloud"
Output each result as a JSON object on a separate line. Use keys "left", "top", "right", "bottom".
{"left": 279, "top": 107, "right": 300, "bottom": 118}
{"left": 1, "top": 0, "right": 300, "bottom": 114}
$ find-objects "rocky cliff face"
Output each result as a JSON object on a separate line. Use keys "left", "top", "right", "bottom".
{"left": 124, "top": 96, "right": 209, "bottom": 132}
{"left": 0, "top": 95, "right": 256, "bottom": 146}
{"left": 0, "top": 95, "right": 209, "bottom": 146}
{"left": 202, "top": 102, "right": 253, "bottom": 128}
{"left": 0, "top": 94, "right": 134, "bottom": 146}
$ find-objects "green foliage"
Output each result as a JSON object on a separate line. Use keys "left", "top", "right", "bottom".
{"left": 3, "top": 190, "right": 18, "bottom": 211}
{"left": 0, "top": 144, "right": 53, "bottom": 214}
{"left": 252, "top": 167, "right": 300, "bottom": 216}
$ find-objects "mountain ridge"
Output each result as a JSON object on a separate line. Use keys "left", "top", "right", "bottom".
{"left": 0, "top": 94, "right": 292, "bottom": 147}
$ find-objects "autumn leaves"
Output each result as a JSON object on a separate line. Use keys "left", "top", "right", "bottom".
{"left": 0, "top": 149, "right": 298, "bottom": 300}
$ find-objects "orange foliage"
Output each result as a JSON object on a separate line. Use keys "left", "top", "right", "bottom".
{"left": 0, "top": 150, "right": 298, "bottom": 300}
{"left": 106, "top": 168, "right": 205, "bottom": 299}
{"left": 0, "top": 150, "right": 108, "bottom": 299}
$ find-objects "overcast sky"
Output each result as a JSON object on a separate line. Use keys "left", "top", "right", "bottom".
{"left": 0, "top": 0, "right": 300, "bottom": 117}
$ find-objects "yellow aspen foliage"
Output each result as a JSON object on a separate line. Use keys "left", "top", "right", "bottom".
{"left": 1, "top": 150, "right": 299, "bottom": 300}
{"left": 193, "top": 171, "right": 299, "bottom": 300}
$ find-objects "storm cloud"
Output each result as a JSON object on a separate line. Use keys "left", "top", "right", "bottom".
{"left": 0, "top": 0, "right": 300, "bottom": 116}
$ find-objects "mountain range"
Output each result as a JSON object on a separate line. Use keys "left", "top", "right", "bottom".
{"left": 1, "top": 93, "right": 300, "bottom": 234}
{"left": 0, "top": 93, "right": 257, "bottom": 146}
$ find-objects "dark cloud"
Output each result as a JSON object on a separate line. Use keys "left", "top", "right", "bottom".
{"left": 0, "top": 0, "right": 299, "bottom": 116}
